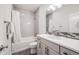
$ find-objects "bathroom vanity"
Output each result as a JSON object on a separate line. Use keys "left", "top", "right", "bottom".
{"left": 37, "top": 34, "right": 79, "bottom": 55}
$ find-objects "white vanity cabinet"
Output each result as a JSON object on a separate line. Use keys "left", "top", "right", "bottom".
{"left": 37, "top": 36, "right": 79, "bottom": 55}
{"left": 37, "top": 37, "right": 59, "bottom": 55}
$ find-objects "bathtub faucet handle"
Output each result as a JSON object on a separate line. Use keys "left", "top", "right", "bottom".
{"left": 0, "top": 45, "right": 8, "bottom": 51}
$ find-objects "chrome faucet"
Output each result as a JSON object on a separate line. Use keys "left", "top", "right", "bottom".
{"left": 51, "top": 30, "right": 60, "bottom": 36}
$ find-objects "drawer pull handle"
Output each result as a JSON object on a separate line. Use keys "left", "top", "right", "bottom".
{"left": 47, "top": 48, "right": 49, "bottom": 55}
{"left": 45, "top": 48, "right": 47, "bottom": 54}
{"left": 39, "top": 43, "right": 41, "bottom": 48}
{"left": 45, "top": 47, "right": 49, "bottom": 55}
{"left": 63, "top": 52, "right": 68, "bottom": 55}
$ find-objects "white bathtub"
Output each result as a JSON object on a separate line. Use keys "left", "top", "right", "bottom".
{"left": 12, "top": 37, "right": 37, "bottom": 53}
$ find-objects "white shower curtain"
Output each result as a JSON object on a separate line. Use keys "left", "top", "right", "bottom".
{"left": 12, "top": 10, "right": 21, "bottom": 43}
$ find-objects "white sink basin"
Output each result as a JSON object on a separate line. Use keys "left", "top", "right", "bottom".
{"left": 60, "top": 37, "right": 74, "bottom": 41}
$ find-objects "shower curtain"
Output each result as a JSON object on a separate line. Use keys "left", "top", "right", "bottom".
{"left": 12, "top": 10, "right": 21, "bottom": 43}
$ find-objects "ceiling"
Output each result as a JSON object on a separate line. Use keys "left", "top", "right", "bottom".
{"left": 13, "top": 4, "right": 41, "bottom": 12}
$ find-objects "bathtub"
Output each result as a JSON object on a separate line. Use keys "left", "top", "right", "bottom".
{"left": 12, "top": 36, "right": 37, "bottom": 53}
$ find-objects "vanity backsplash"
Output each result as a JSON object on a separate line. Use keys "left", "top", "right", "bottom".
{"left": 52, "top": 30, "right": 79, "bottom": 40}
{"left": 60, "top": 32, "right": 79, "bottom": 40}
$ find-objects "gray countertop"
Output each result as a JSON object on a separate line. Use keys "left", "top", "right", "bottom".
{"left": 37, "top": 34, "right": 79, "bottom": 53}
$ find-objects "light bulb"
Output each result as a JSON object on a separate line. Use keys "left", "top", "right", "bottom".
{"left": 27, "top": 22, "right": 31, "bottom": 25}
{"left": 49, "top": 5, "right": 56, "bottom": 11}
{"left": 22, "top": 13, "right": 24, "bottom": 15}
{"left": 56, "top": 4, "right": 62, "bottom": 8}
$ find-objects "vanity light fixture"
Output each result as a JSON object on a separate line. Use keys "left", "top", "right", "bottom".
{"left": 56, "top": 4, "right": 62, "bottom": 8}
{"left": 47, "top": 8, "right": 51, "bottom": 11}
{"left": 48, "top": 5, "right": 56, "bottom": 11}
{"left": 47, "top": 4, "right": 62, "bottom": 11}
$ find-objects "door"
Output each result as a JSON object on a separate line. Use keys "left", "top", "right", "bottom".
{"left": 41, "top": 42, "right": 59, "bottom": 55}
{"left": 0, "top": 19, "right": 11, "bottom": 55}
{"left": 40, "top": 42, "right": 47, "bottom": 55}
{"left": 37, "top": 39, "right": 41, "bottom": 55}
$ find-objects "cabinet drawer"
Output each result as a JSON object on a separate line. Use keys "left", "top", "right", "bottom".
{"left": 48, "top": 48, "right": 59, "bottom": 55}
{"left": 60, "top": 47, "right": 79, "bottom": 55}
{"left": 40, "top": 39, "right": 59, "bottom": 53}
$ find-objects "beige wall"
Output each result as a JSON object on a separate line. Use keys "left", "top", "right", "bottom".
{"left": 20, "top": 10, "right": 34, "bottom": 37}
{"left": 0, "top": 4, "right": 12, "bottom": 21}
{"left": 35, "top": 5, "right": 49, "bottom": 34}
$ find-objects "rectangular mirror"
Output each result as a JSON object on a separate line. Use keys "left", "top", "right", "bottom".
{"left": 46, "top": 4, "right": 79, "bottom": 34}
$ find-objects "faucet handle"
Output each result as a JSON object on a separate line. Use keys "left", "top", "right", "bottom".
{"left": 0, "top": 44, "right": 8, "bottom": 51}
